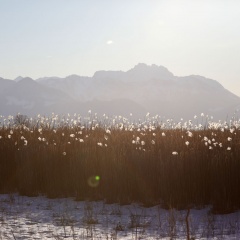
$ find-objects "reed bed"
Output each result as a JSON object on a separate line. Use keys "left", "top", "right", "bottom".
{"left": 0, "top": 113, "right": 240, "bottom": 213}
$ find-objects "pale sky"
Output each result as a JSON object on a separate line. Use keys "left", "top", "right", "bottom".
{"left": 1, "top": 0, "right": 240, "bottom": 96}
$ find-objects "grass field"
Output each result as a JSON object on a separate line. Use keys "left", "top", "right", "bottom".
{"left": 0, "top": 113, "right": 240, "bottom": 214}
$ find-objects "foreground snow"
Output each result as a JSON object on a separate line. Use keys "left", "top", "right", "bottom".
{"left": 0, "top": 194, "right": 239, "bottom": 239}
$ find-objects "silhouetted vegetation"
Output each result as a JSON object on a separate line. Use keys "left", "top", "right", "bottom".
{"left": 0, "top": 113, "right": 239, "bottom": 213}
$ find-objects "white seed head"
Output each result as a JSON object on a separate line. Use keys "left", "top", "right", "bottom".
{"left": 187, "top": 131, "right": 193, "bottom": 137}
{"left": 230, "top": 128, "right": 235, "bottom": 133}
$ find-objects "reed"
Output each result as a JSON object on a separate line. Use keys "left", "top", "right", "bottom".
{"left": 0, "top": 113, "right": 239, "bottom": 213}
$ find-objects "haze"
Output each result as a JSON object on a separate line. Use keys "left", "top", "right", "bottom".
{"left": 1, "top": 0, "right": 240, "bottom": 96}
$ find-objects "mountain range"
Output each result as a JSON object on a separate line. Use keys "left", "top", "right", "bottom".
{"left": 0, "top": 63, "right": 239, "bottom": 120}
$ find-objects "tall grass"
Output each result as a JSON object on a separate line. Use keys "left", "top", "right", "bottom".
{"left": 0, "top": 113, "right": 240, "bottom": 213}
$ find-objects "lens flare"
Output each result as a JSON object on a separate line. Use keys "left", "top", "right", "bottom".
{"left": 88, "top": 175, "right": 100, "bottom": 188}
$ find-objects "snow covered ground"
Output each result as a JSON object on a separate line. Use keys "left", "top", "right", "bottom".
{"left": 0, "top": 194, "right": 239, "bottom": 239}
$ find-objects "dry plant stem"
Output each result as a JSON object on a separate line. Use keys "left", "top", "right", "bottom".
{"left": 186, "top": 208, "right": 190, "bottom": 240}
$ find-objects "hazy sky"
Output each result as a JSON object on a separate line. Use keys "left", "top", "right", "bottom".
{"left": 1, "top": 0, "right": 240, "bottom": 96}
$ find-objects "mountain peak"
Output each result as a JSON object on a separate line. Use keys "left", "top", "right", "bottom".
{"left": 131, "top": 63, "right": 172, "bottom": 72}
{"left": 14, "top": 76, "right": 24, "bottom": 82}
{"left": 18, "top": 77, "right": 35, "bottom": 84}
{"left": 66, "top": 74, "right": 81, "bottom": 78}
{"left": 127, "top": 63, "right": 174, "bottom": 80}
{"left": 133, "top": 63, "right": 148, "bottom": 69}
{"left": 17, "top": 77, "right": 38, "bottom": 88}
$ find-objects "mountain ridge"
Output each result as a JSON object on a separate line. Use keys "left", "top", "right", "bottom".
{"left": 0, "top": 64, "right": 239, "bottom": 120}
